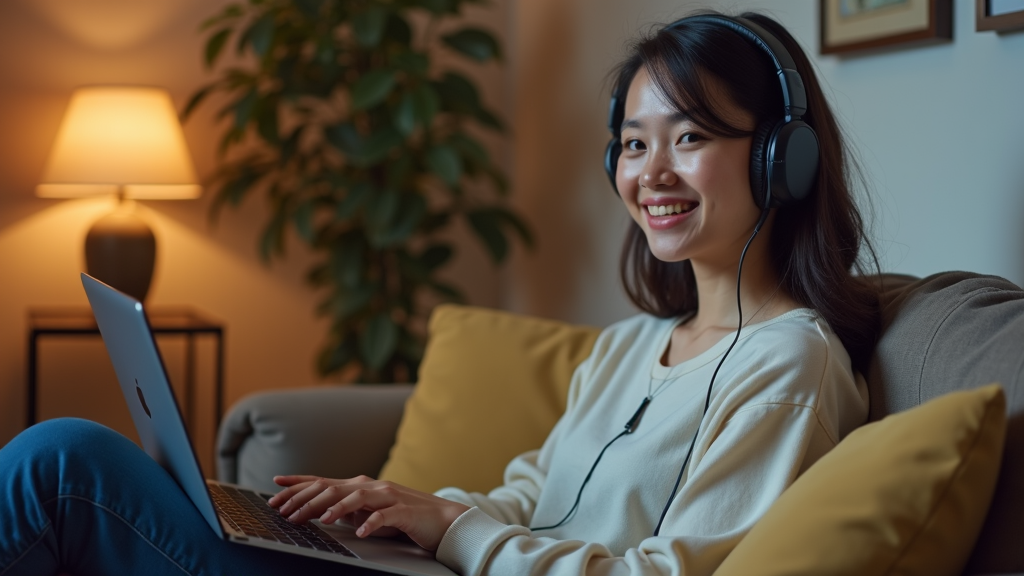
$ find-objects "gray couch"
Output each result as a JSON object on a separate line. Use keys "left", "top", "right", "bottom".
{"left": 218, "top": 272, "right": 1024, "bottom": 575}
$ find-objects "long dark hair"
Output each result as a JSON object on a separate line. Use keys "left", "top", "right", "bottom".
{"left": 615, "top": 11, "right": 881, "bottom": 373}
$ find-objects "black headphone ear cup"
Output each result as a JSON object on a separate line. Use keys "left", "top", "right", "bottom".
{"left": 604, "top": 138, "right": 622, "bottom": 195}
{"left": 771, "top": 121, "right": 819, "bottom": 204}
{"left": 748, "top": 120, "right": 777, "bottom": 209}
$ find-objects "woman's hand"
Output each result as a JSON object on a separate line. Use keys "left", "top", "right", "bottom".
{"left": 267, "top": 475, "right": 470, "bottom": 552}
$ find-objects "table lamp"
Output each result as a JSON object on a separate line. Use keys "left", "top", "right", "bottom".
{"left": 37, "top": 86, "right": 201, "bottom": 302}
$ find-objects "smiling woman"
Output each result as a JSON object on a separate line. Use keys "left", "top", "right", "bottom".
{"left": 0, "top": 10, "right": 883, "bottom": 576}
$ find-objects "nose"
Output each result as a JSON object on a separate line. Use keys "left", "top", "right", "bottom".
{"left": 640, "top": 150, "right": 677, "bottom": 189}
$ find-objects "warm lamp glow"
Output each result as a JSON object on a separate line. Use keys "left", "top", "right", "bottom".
{"left": 37, "top": 87, "right": 200, "bottom": 199}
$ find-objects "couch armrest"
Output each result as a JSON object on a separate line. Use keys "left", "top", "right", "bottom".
{"left": 216, "top": 385, "right": 413, "bottom": 493}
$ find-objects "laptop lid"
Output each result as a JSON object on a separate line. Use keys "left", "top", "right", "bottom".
{"left": 81, "top": 273, "right": 224, "bottom": 537}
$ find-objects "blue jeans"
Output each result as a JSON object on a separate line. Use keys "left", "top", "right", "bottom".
{"left": 0, "top": 418, "right": 384, "bottom": 576}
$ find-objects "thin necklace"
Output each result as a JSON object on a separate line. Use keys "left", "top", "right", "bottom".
{"left": 647, "top": 284, "right": 782, "bottom": 400}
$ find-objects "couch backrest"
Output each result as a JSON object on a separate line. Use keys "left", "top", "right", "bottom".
{"left": 867, "top": 271, "right": 1024, "bottom": 575}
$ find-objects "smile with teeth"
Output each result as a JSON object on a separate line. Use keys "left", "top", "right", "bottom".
{"left": 646, "top": 202, "right": 697, "bottom": 216}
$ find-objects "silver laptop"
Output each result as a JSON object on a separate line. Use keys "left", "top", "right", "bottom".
{"left": 81, "top": 273, "right": 456, "bottom": 576}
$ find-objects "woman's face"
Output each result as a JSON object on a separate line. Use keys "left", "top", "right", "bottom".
{"left": 616, "top": 68, "right": 761, "bottom": 266}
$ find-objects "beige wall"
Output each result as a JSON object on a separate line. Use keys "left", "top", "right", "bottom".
{"left": 0, "top": 0, "right": 505, "bottom": 465}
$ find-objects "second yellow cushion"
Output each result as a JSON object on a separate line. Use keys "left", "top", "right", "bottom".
{"left": 378, "top": 304, "right": 601, "bottom": 494}
{"left": 715, "top": 384, "right": 1007, "bottom": 576}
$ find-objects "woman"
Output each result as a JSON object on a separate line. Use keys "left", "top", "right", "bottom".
{"left": 0, "top": 11, "right": 879, "bottom": 576}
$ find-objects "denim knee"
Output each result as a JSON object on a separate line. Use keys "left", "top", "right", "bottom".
{"left": 3, "top": 418, "right": 143, "bottom": 496}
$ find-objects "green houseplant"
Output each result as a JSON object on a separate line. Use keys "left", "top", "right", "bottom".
{"left": 184, "top": 0, "right": 530, "bottom": 383}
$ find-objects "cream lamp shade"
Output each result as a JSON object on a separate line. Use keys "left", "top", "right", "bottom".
{"left": 37, "top": 86, "right": 200, "bottom": 199}
{"left": 37, "top": 86, "right": 201, "bottom": 302}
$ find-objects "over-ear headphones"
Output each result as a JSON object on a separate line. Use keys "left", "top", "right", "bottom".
{"left": 603, "top": 14, "right": 820, "bottom": 210}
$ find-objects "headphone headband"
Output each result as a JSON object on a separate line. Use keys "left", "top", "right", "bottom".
{"left": 668, "top": 15, "right": 807, "bottom": 120}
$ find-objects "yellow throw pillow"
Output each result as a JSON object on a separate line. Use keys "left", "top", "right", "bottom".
{"left": 715, "top": 384, "right": 1007, "bottom": 576}
{"left": 378, "top": 304, "right": 601, "bottom": 494}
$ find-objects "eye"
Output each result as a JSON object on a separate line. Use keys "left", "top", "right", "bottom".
{"left": 678, "top": 132, "right": 704, "bottom": 145}
{"left": 624, "top": 138, "right": 646, "bottom": 152}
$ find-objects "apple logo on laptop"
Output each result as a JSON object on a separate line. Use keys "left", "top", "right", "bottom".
{"left": 135, "top": 379, "right": 152, "bottom": 418}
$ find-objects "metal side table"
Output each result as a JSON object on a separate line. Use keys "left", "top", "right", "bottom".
{"left": 26, "top": 307, "right": 225, "bottom": 437}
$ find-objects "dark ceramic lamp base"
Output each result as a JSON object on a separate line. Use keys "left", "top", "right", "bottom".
{"left": 84, "top": 210, "right": 156, "bottom": 302}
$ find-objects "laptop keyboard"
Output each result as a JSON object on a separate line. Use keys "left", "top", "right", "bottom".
{"left": 209, "top": 483, "right": 358, "bottom": 558}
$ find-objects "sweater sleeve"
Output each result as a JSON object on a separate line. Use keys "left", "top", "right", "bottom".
{"left": 435, "top": 400, "right": 835, "bottom": 576}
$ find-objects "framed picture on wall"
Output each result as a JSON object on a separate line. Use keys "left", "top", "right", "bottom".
{"left": 820, "top": 0, "right": 953, "bottom": 54}
{"left": 977, "top": 0, "right": 1024, "bottom": 33}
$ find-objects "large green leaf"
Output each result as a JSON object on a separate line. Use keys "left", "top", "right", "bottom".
{"left": 372, "top": 194, "right": 426, "bottom": 247}
{"left": 427, "top": 145, "right": 462, "bottom": 186}
{"left": 394, "top": 91, "right": 418, "bottom": 135}
{"left": 358, "top": 128, "right": 403, "bottom": 165}
{"left": 330, "top": 235, "right": 366, "bottom": 288}
{"left": 253, "top": 93, "right": 280, "bottom": 143}
{"left": 216, "top": 126, "right": 244, "bottom": 156}
{"left": 420, "top": 244, "right": 453, "bottom": 271}
{"left": 433, "top": 72, "right": 480, "bottom": 115}
{"left": 233, "top": 88, "right": 258, "bottom": 130}
{"left": 351, "top": 70, "right": 397, "bottom": 110}
{"left": 205, "top": 28, "right": 232, "bottom": 69}
{"left": 247, "top": 14, "right": 276, "bottom": 58}
{"left": 442, "top": 28, "right": 502, "bottom": 62}
{"left": 475, "top": 107, "right": 505, "bottom": 132}
{"left": 307, "top": 262, "right": 330, "bottom": 287}
{"left": 259, "top": 209, "right": 288, "bottom": 262}
{"left": 428, "top": 280, "right": 465, "bottom": 302}
{"left": 217, "top": 167, "right": 261, "bottom": 208}
{"left": 292, "top": 200, "right": 316, "bottom": 243}
{"left": 329, "top": 285, "right": 374, "bottom": 319}
{"left": 353, "top": 4, "right": 388, "bottom": 47}
{"left": 361, "top": 313, "right": 399, "bottom": 371}
{"left": 413, "top": 84, "right": 440, "bottom": 126}
{"left": 449, "top": 133, "right": 489, "bottom": 166}
{"left": 393, "top": 84, "right": 439, "bottom": 135}
{"left": 180, "top": 83, "right": 216, "bottom": 122}
{"left": 466, "top": 208, "right": 507, "bottom": 263}
{"left": 494, "top": 207, "right": 535, "bottom": 248}
{"left": 326, "top": 123, "right": 402, "bottom": 165}
{"left": 486, "top": 165, "right": 510, "bottom": 195}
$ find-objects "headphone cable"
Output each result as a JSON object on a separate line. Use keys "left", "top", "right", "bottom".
{"left": 652, "top": 205, "right": 769, "bottom": 536}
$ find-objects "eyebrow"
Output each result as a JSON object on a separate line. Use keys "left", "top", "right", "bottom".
{"left": 620, "top": 111, "right": 691, "bottom": 133}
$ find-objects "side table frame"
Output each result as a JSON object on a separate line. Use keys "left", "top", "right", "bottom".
{"left": 26, "top": 307, "right": 225, "bottom": 437}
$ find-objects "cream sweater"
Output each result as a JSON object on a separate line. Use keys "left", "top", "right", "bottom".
{"left": 434, "top": 308, "right": 868, "bottom": 576}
